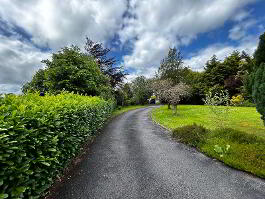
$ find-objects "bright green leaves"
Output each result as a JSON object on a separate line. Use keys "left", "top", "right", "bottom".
{"left": 0, "top": 92, "right": 114, "bottom": 198}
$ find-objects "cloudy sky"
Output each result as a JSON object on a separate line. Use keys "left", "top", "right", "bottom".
{"left": 0, "top": 0, "right": 264, "bottom": 93}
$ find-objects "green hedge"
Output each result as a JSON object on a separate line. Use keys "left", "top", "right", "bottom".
{"left": 0, "top": 93, "right": 114, "bottom": 199}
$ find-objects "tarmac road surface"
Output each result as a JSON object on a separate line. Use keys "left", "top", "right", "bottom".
{"left": 52, "top": 107, "right": 265, "bottom": 199}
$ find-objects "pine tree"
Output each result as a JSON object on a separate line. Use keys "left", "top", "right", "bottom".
{"left": 252, "top": 63, "right": 265, "bottom": 125}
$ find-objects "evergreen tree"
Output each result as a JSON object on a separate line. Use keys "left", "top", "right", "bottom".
{"left": 253, "top": 32, "right": 265, "bottom": 125}
{"left": 252, "top": 63, "right": 265, "bottom": 125}
{"left": 254, "top": 32, "right": 265, "bottom": 67}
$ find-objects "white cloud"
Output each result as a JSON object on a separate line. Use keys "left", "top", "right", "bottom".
{"left": 0, "top": 35, "right": 49, "bottom": 92}
{"left": 0, "top": 0, "right": 127, "bottom": 93}
{"left": 120, "top": 0, "right": 258, "bottom": 80}
{"left": 0, "top": 0, "right": 127, "bottom": 50}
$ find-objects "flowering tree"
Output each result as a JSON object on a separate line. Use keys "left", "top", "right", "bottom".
{"left": 167, "top": 83, "right": 190, "bottom": 114}
{"left": 152, "top": 80, "right": 190, "bottom": 113}
{"left": 152, "top": 79, "right": 173, "bottom": 109}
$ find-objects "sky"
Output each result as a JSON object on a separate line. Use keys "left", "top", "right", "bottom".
{"left": 0, "top": 0, "right": 265, "bottom": 94}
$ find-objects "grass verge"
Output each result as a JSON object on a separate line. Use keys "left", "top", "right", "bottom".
{"left": 152, "top": 105, "right": 265, "bottom": 178}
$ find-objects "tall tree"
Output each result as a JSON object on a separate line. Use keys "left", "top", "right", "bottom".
{"left": 252, "top": 63, "right": 265, "bottom": 125}
{"left": 203, "top": 55, "right": 221, "bottom": 87}
{"left": 22, "top": 69, "right": 46, "bottom": 93}
{"left": 254, "top": 32, "right": 265, "bottom": 67}
{"left": 253, "top": 32, "right": 265, "bottom": 125}
{"left": 23, "top": 46, "right": 112, "bottom": 97}
{"left": 84, "top": 37, "right": 126, "bottom": 88}
{"left": 158, "top": 47, "right": 185, "bottom": 84}
{"left": 131, "top": 76, "right": 153, "bottom": 105}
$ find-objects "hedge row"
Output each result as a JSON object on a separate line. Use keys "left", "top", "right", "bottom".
{"left": 0, "top": 93, "right": 114, "bottom": 199}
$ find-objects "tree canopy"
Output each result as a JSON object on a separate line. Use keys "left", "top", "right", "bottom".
{"left": 23, "top": 46, "right": 111, "bottom": 97}
{"left": 158, "top": 47, "right": 186, "bottom": 84}
{"left": 254, "top": 32, "right": 265, "bottom": 67}
{"left": 85, "top": 37, "right": 126, "bottom": 88}
{"left": 131, "top": 76, "right": 153, "bottom": 105}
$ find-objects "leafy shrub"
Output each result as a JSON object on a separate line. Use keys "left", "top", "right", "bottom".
{"left": 230, "top": 95, "right": 256, "bottom": 107}
{"left": 230, "top": 95, "right": 244, "bottom": 106}
{"left": 172, "top": 124, "right": 209, "bottom": 147}
{"left": 0, "top": 93, "right": 114, "bottom": 198}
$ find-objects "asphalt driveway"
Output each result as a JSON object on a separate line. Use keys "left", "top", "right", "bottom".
{"left": 51, "top": 106, "right": 265, "bottom": 199}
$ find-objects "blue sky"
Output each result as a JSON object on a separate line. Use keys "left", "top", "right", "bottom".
{"left": 0, "top": 0, "right": 264, "bottom": 93}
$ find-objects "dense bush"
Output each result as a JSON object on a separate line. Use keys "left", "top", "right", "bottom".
{"left": 172, "top": 124, "right": 209, "bottom": 147}
{"left": 0, "top": 93, "right": 114, "bottom": 198}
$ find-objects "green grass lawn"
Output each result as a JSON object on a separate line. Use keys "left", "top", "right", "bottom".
{"left": 112, "top": 105, "right": 148, "bottom": 117}
{"left": 152, "top": 105, "right": 265, "bottom": 178}
{"left": 152, "top": 105, "right": 265, "bottom": 138}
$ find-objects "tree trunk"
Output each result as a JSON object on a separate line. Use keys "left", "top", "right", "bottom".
{"left": 168, "top": 103, "right": 171, "bottom": 109}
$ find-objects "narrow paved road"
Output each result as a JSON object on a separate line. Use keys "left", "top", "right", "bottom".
{"left": 52, "top": 107, "right": 265, "bottom": 199}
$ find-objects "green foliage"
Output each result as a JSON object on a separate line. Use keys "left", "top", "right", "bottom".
{"left": 21, "top": 69, "right": 46, "bottom": 94}
{"left": 202, "top": 52, "right": 251, "bottom": 98}
{"left": 84, "top": 38, "right": 126, "bottom": 88}
{"left": 23, "top": 46, "right": 112, "bottom": 98}
{"left": 230, "top": 94, "right": 244, "bottom": 106}
{"left": 181, "top": 69, "right": 205, "bottom": 105}
{"left": 158, "top": 47, "right": 185, "bottom": 84}
{"left": 214, "top": 144, "right": 230, "bottom": 158}
{"left": 254, "top": 32, "right": 265, "bottom": 67}
{"left": 172, "top": 124, "right": 209, "bottom": 147}
{"left": 0, "top": 93, "right": 114, "bottom": 198}
{"left": 131, "top": 76, "right": 153, "bottom": 105}
{"left": 252, "top": 63, "right": 265, "bottom": 125}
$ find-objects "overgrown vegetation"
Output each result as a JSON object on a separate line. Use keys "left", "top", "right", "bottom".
{"left": 0, "top": 93, "right": 114, "bottom": 198}
{"left": 152, "top": 106, "right": 265, "bottom": 178}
